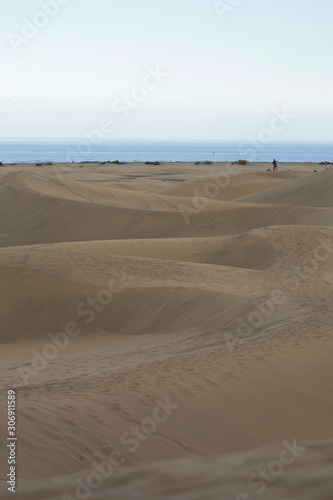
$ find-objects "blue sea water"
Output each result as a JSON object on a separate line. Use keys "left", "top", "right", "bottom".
{"left": 0, "top": 139, "right": 332, "bottom": 164}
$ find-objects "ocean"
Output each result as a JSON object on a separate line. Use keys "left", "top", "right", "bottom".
{"left": 0, "top": 139, "right": 332, "bottom": 164}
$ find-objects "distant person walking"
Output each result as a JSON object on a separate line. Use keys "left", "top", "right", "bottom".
{"left": 273, "top": 159, "right": 278, "bottom": 171}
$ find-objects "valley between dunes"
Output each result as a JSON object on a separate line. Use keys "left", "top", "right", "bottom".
{"left": 0, "top": 161, "right": 332, "bottom": 500}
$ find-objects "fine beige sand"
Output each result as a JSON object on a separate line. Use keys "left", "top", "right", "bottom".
{"left": 0, "top": 161, "right": 332, "bottom": 499}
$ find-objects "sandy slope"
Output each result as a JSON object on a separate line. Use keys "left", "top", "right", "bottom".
{"left": 3, "top": 441, "right": 333, "bottom": 500}
{"left": 159, "top": 170, "right": 311, "bottom": 199}
{"left": 0, "top": 168, "right": 332, "bottom": 247}
{"left": 0, "top": 162, "right": 332, "bottom": 499}
{"left": 238, "top": 168, "right": 333, "bottom": 206}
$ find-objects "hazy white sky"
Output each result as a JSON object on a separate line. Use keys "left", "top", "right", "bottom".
{"left": 1, "top": 0, "right": 332, "bottom": 140}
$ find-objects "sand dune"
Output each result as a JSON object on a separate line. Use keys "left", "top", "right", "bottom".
{"left": 0, "top": 162, "right": 332, "bottom": 499}
{"left": 160, "top": 170, "right": 311, "bottom": 200}
{"left": 0, "top": 168, "right": 332, "bottom": 247}
{"left": 4, "top": 232, "right": 278, "bottom": 269}
{"left": 238, "top": 168, "right": 333, "bottom": 207}
{"left": 1, "top": 223, "right": 331, "bottom": 345}
{"left": 4, "top": 441, "right": 333, "bottom": 500}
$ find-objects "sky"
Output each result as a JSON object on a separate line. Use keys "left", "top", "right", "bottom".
{"left": 0, "top": 0, "right": 332, "bottom": 140}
